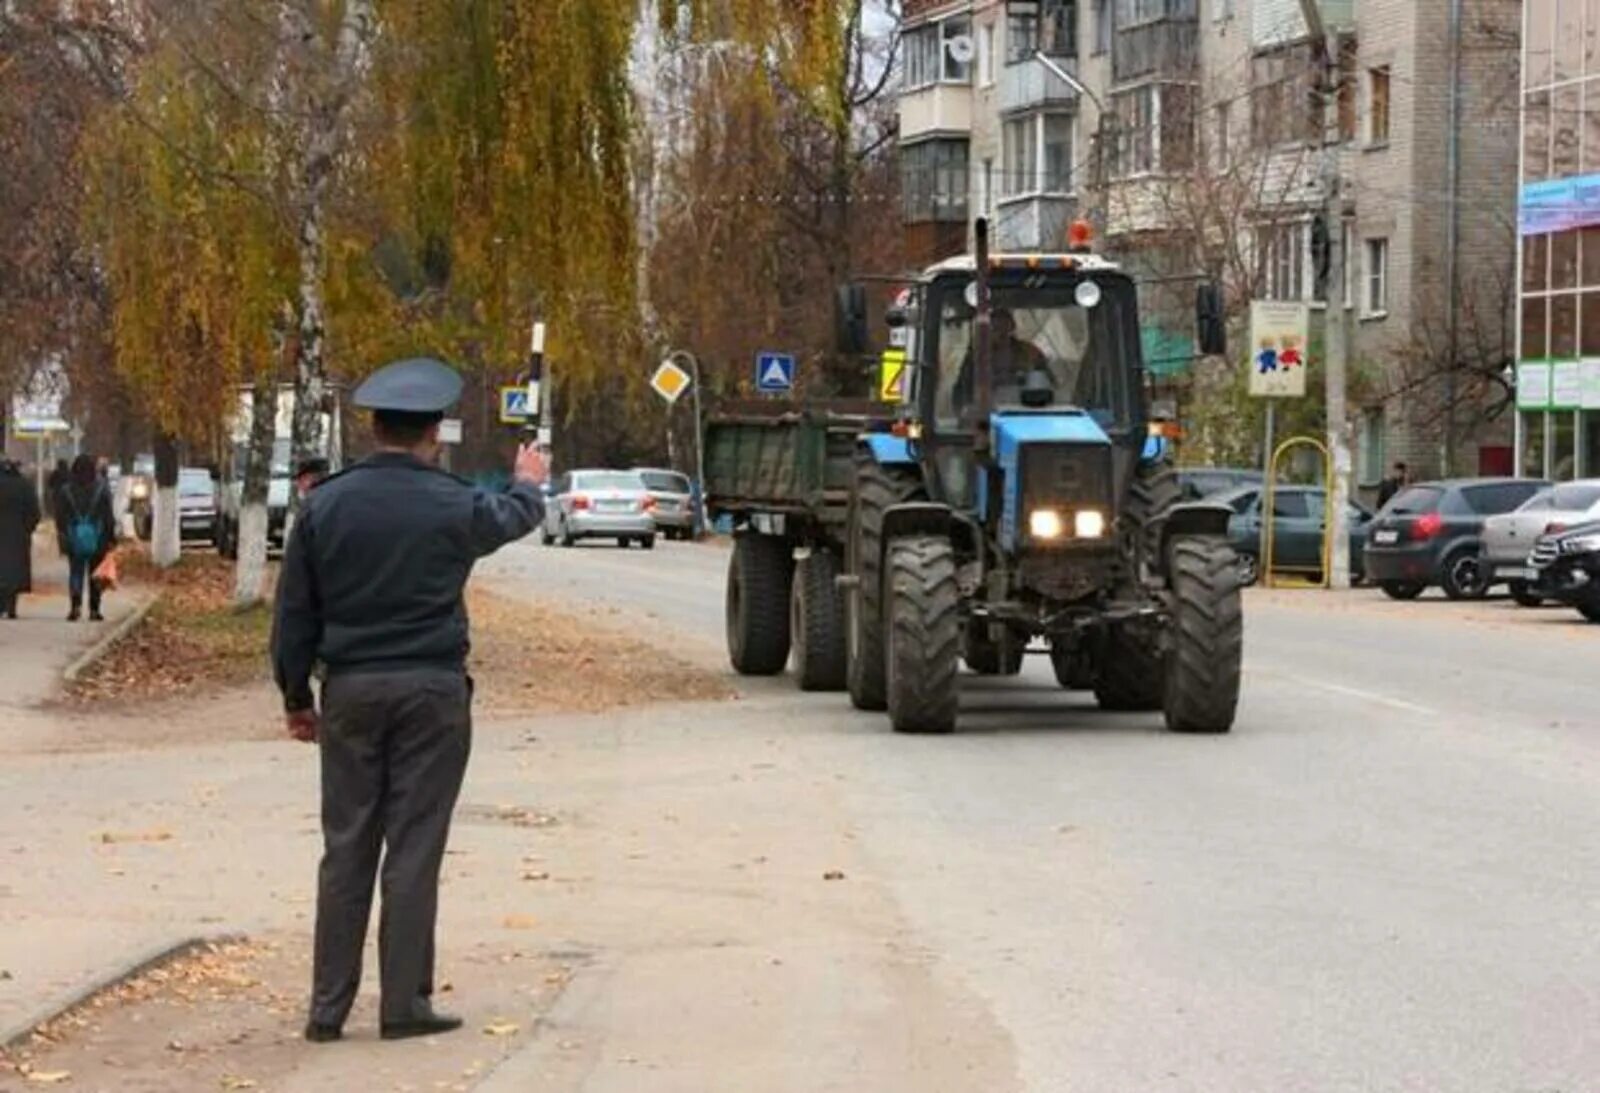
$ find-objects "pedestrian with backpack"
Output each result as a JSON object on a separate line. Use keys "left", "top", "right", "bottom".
{"left": 54, "top": 454, "right": 116, "bottom": 621}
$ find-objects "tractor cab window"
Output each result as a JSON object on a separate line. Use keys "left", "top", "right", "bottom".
{"left": 931, "top": 278, "right": 1132, "bottom": 431}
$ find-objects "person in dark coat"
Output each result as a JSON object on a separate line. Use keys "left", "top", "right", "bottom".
{"left": 272, "top": 357, "right": 547, "bottom": 1044}
{"left": 46, "top": 459, "right": 69, "bottom": 516}
{"left": 1376, "top": 461, "right": 1409, "bottom": 510}
{"left": 0, "top": 459, "right": 40, "bottom": 619}
{"left": 53, "top": 454, "right": 116, "bottom": 621}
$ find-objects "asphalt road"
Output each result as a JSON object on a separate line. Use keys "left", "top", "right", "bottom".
{"left": 480, "top": 539, "right": 1600, "bottom": 1092}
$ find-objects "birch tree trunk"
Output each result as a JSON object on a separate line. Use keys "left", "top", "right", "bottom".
{"left": 232, "top": 372, "right": 277, "bottom": 606}
{"left": 284, "top": 0, "right": 376, "bottom": 508}
{"left": 151, "top": 431, "right": 180, "bottom": 568}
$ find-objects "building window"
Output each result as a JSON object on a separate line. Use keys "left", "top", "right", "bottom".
{"left": 1368, "top": 66, "right": 1390, "bottom": 144}
{"left": 1251, "top": 46, "right": 1316, "bottom": 148}
{"left": 902, "top": 139, "right": 970, "bottom": 223}
{"left": 1366, "top": 237, "right": 1389, "bottom": 315}
{"left": 1256, "top": 222, "right": 1307, "bottom": 302}
{"left": 1092, "top": 0, "right": 1111, "bottom": 56}
{"left": 1109, "top": 83, "right": 1191, "bottom": 176}
{"left": 1358, "top": 408, "right": 1385, "bottom": 487}
{"left": 1211, "top": 100, "right": 1230, "bottom": 168}
{"left": 1043, "top": 114, "right": 1074, "bottom": 192}
{"left": 1008, "top": 2, "right": 1077, "bottom": 63}
{"left": 1004, "top": 117, "right": 1038, "bottom": 196}
{"left": 1213, "top": 0, "right": 1234, "bottom": 21}
{"left": 1118, "top": 0, "right": 1191, "bottom": 25}
{"left": 904, "top": 17, "right": 975, "bottom": 89}
{"left": 943, "top": 17, "right": 974, "bottom": 82}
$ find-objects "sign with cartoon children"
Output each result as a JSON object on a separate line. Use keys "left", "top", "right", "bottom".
{"left": 1248, "top": 301, "right": 1310, "bottom": 398}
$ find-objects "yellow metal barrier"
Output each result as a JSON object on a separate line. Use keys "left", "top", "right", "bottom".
{"left": 1262, "top": 436, "right": 1333, "bottom": 590}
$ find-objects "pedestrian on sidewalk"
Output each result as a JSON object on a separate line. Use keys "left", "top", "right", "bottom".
{"left": 1376, "top": 461, "right": 1409, "bottom": 510}
{"left": 53, "top": 454, "right": 116, "bottom": 622}
{"left": 0, "top": 458, "right": 41, "bottom": 619}
{"left": 271, "top": 357, "right": 548, "bottom": 1045}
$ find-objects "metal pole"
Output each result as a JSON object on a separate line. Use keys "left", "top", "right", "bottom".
{"left": 1444, "top": 0, "right": 1464, "bottom": 475}
{"left": 1299, "top": 0, "right": 1352, "bottom": 591}
{"left": 1262, "top": 400, "right": 1276, "bottom": 586}
{"left": 667, "top": 349, "right": 708, "bottom": 534}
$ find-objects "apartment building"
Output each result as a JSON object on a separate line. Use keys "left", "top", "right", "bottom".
{"left": 1517, "top": 0, "right": 1600, "bottom": 480}
{"left": 898, "top": 0, "right": 1521, "bottom": 482}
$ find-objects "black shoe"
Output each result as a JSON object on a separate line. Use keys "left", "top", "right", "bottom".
{"left": 304, "top": 1021, "right": 343, "bottom": 1043}
{"left": 380, "top": 1005, "right": 463, "bottom": 1041}
{"left": 89, "top": 610, "right": 104, "bottom": 622}
{"left": 67, "top": 607, "right": 81, "bottom": 621}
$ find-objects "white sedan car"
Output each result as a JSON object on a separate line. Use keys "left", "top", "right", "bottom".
{"left": 1481, "top": 479, "right": 1600, "bottom": 605}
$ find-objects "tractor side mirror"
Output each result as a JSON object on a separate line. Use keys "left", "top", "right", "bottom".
{"left": 1196, "top": 282, "right": 1226, "bottom": 357}
{"left": 835, "top": 283, "right": 869, "bottom": 356}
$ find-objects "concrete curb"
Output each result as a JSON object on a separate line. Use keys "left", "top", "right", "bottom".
{"left": 61, "top": 592, "right": 158, "bottom": 685}
{"left": 0, "top": 933, "right": 244, "bottom": 1053}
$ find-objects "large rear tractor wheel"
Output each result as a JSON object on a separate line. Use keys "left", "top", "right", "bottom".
{"left": 791, "top": 549, "right": 847, "bottom": 692}
{"left": 1092, "top": 625, "right": 1165, "bottom": 711}
{"left": 1163, "top": 538, "right": 1244, "bottom": 734}
{"left": 885, "top": 535, "right": 961, "bottom": 734}
{"left": 845, "top": 453, "right": 921, "bottom": 712}
{"left": 726, "top": 534, "right": 794, "bottom": 675}
{"left": 964, "top": 620, "right": 1024, "bottom": 676}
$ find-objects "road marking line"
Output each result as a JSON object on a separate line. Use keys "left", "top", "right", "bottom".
{"left": 1265, "top": 672, "right": 1440, "bottom": 717}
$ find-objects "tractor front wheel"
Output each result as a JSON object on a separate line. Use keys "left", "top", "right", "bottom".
{"left": 846, "top": 453, "right": 921, "bottom": 711}
{"left": 885, "top": 535, "right": 961, "bottom": 734}
{"left": 1163, "top": 538, "right": 1244, "bottom": 733}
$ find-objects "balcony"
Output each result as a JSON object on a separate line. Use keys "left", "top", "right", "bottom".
{"left": 1113, "top": 18, "right": 1198, "bottom": 84}
{"left": 1251, "top": 0, "right": 1353, "bottom": 48}
{"left": 1000, "top": 56, "right": 1080, "bottom": 115}
{"left": 899, "top": 83, "right": 973, "bottom": 141}
{"left": 995, "top": 194, "right": 1078, "bottom": 252}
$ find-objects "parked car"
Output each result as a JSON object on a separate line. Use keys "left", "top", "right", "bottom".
{"left": 636, "top": 468, "right": 695, "bottom": 540}
{"left": 540, "top": 469, "right": 657, "bottom": 549}
{"left": 1528, "top": 519, "right": 1600, "bottom": 622}
{"left": 1480, "top": 480, "right": 1600, "bottom": 606}
{"left": 177, "top": 467, "right": 220, "bottom": 544}
{"left": 1179, "top": 466, "right": 1263, "bottom": 501}
{"left": 1214, "top": 484, "right": 1373, "bottom": 585}
{"left": 1363, "top": 477, "right": 1549, "bottom": 601}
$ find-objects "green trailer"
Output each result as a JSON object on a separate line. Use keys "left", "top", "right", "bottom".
{"left": 705, "top": 398, "right": 887, "bottom": 691}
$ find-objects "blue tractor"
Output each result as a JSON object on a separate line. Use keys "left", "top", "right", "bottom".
{"left": 705, "top": 219, "right": 1242, "bottom": 734}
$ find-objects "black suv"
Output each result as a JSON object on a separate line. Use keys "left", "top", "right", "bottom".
{"left": 1528, "top": 519, "right": 1600, "bottom": 622}
{"left": 1363, "top": 478, "right": 1549, "bottom": 600}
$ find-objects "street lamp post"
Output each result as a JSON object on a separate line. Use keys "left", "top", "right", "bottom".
{"left": 663, "top": 348, "right": 707, "bottom": 534}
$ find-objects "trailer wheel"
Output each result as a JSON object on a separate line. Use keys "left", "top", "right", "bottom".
{"left": 886, "top": 535, "right": 960, "bottom": 733}
{"left": 1163, "top": 538, "right": 1243, "bottom": 734}
{"left": 1092, "top": 625, "right": 1165, "bottom": 711}
{"left": 1048, "top": 642, "right": 1094, "bottom": 689}
{"left": 845, "top": 452, "right": 922, "bottom": 711}
{"left": 791, "top": 550, "right": 847, "bottom": 691}
{"left": 726, "top": 533, "right": 793, "bottom": 675}
{"left": 964, "top": 621, "right": 1023, "bottom": 676}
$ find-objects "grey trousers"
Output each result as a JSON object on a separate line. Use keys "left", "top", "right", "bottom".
{"left": 311, "top": 667, "right": 472, "bottom": 1026}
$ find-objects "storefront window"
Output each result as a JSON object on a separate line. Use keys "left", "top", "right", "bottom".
{"left": 1552, "top": 295, "right": 1578, "bottom": 357}
{"left": 1553, "top": 229, "right": 1580, "bottom": 289}
{"left": 1524, "top": 91, "right": 1551, "bottom": 184}
{"left": 1525, "top": 233, "right": 1550, "bottom": 292}
{"left": 1582, "top": 292, "right": 1600, "bottom": 353}
{"left": 1522, "top": 296, "right": 1549, "bottom": 360}
{"left": 1586, "top": 413, "right": 1600, "bottom": 476}
{"left": 1553, "top": 411, "right": 1577, "bottom": 480}
{"left": 1554, "top": 85, "right": 1582, "bottom": 177}
{"left": 1524, "top": 412, "right": 1548, "bottom": 477}
{"left": 1584, "top": 226, "right": 1600, "bottom": 285}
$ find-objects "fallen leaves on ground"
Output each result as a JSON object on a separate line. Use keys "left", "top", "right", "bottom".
{"left": 22, "top": 1069, "right": 72, "bottom": 1084}
{"left": 465, "top": 586, "right": 732, "bottom": 714}
{"left": 63, "top": 547, "right": 271, "bottom": 707}
{"left": 502, "top": 914, "right": 538, "bottom": 930}
{"left": 96, "top": 829, "right": 173, "bottom": 845}
{"left": 482, "top": 1020, "right": 520, "bottom": 1037}
{"left": 61, "top": 546, "right": 731, "bottom": 715}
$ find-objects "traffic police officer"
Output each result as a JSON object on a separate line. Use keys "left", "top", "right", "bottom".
{"left": 271, "top": 357, "right": 548, "bottom": 1043}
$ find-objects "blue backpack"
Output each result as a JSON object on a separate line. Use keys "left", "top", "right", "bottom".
{"left": 65, "top": 485, "right": 104, "bottom": 559}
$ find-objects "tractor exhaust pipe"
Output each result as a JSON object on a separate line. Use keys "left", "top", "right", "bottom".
{"left": 973, "top": 217, "right": 992, "bottom": 458}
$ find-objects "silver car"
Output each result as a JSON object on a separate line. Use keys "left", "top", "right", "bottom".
{"left": 541, "top": 469, "right": 657, "bottom": 549}
{"left": 1481, "top": 479, "right": 1600, "bottom": 605}
{"left": 637, "top": 468, "right": 695, "bottom": 540}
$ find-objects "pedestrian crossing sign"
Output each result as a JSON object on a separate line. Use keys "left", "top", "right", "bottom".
{"left": 500, "top": 386, "right": 531, "bottom": 424}
{"left": 878, "top": 349, "right": 907, "bottom": 402}
{"left": 755, "top": 351, "right": 796, "bottom": 393}
{"left": 651, "top": 360, "right": 692, "bottom": 404}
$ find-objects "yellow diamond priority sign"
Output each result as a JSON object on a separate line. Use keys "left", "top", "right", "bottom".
{"left": 650, "top": 360, "right": 692, "bottom": 404}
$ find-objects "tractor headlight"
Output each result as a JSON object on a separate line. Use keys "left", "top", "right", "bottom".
{"left": 1074, "top": 509, "right": 1106, "bottom": 539}
{"left": 130, "top": 480, "right": 149, "bottom": 501}
{"left": 1029, "top": 509, "right": 1065, "bottom": 540}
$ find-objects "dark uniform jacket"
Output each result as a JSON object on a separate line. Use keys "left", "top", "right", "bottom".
{"left": 271, "top": 452, "right": 544, "bottom": 713}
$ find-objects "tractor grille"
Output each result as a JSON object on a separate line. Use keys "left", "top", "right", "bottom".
{"left": 1021, "top": 444, "right": 1113, "bottom": 525}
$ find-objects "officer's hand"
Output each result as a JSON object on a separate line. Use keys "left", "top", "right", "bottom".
{"left": 514, "top": 443, "right": 550, "bottom": 487}
{"left": 286, "top": 709, "right": 319, "bottom": 743}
